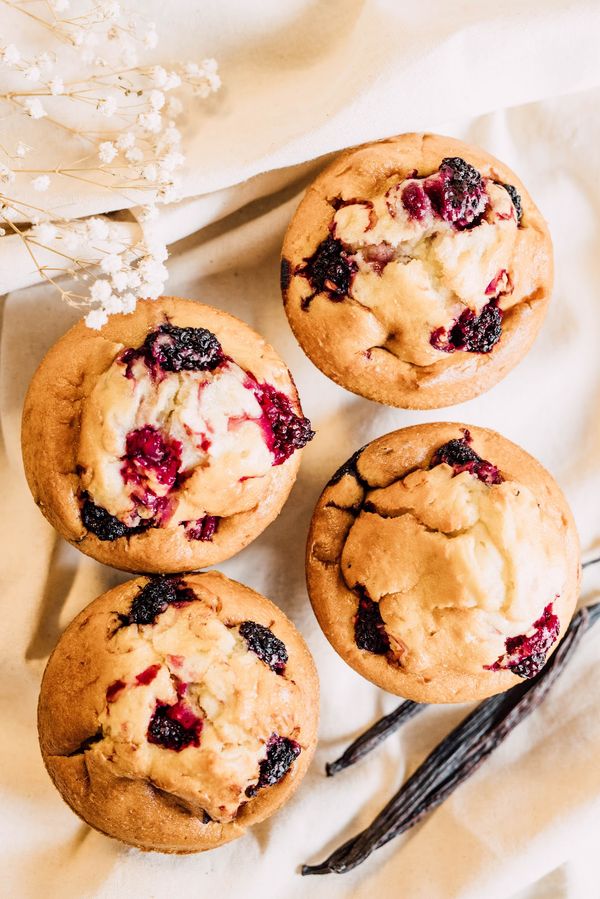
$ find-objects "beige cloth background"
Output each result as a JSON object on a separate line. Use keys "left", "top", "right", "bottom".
{"left": 2, "top": 3, "right": 600, "bottom": 897}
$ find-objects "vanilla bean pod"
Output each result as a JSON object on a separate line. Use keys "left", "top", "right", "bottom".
{"left": 303, "top": 602, "right": 598, "bottom": 876}
{"left": 326, "top": 700, "right": 422, "bottom": 777}
{"left": 324, "top": 557, "right": 600, "bottom": 779}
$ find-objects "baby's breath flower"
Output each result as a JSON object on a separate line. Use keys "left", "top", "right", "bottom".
{"left": 125, "top": 146, "right": 143, "bottom": 163}
{"left": 24, "top": 65, "right": 41, "bottom": 82}
{"left": 149, "top": 89, "right": 165, "bottom": 110}
{"left": 31, "top": 175, "right": 51, "bottom": 192}
{"left": 85, "top": 308, "right": 109, "bottom": 329}
{"left": 15, "top": 142, "right": 30, "bottom": 158}
{"left": 120, "top": 292, "right": 137, "bottom": 313}
{"left": 165, "top": 96, "right": 182, "bottom": 117}
{"left": 98, "top": 141, "right": 117, "bottom": 163}
{"left": 32, "top": 222, "right": 58, "bottom": 243}
{"left": 97, "top": 96, "right": 117, "bottom": 117}
{"left": 49, "top": 76, "right": 65, "bottom": 95}
{"left": 1, "top": 44, "right": 21, "bottom": 66}
{"left": 24, "top": 98, "right": 47, "bottom": 119}
{"left": 90, "top": 279, "right": 113, "bottom": 303}
{"left": 116, "top": 132, "right": 135, "bottom": 150}
{"left": 100, "top": 253, "right": 122, "bottom": 274}
{"left": 162, "top": 71, "right": 181, "bottom": 91}
{"left": 143, "top": 24, "right": 158, "bottom": 50}
{"left": 86, "top": 218, "right": 110, "bottom": 240}
{"left": 111, "top": 269, "right": 129, "bottom": 291}
{"left": 0, "top": 164, "right": 15, "bottom": 184}
{"left": 151, "top": 65, "right": 167, "bottom": 87}
{"left": 99, "top": 0, "right": 121, "bottom": 20}
{"left": 137, "top": 111, "right": 161, "bottom": 133}
{"left": 50, "top": 0, "right": 70, "bottom": 11}
{"left": 142, "top": 163, "right": 157, "bottom": 182}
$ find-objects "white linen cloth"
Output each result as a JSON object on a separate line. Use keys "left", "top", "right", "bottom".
{"left": 2, "top": 3, "right": 600, "bottom": 897}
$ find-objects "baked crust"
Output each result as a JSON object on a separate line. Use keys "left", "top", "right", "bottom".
{"left": 282, "top": 133, "right": 553, "bottom": 409}
{"left": 22, "top": 296, "right": 309, "bottom": 572}
{"left": 306, "top": 423, "right": 580, "bottom": 703}
{"left": 38, "top": 571, "right": 320, "bottom": 853}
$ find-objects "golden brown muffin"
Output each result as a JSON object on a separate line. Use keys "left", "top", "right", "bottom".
{"left": 306, "top": 424, "right": 580, "bottom": 703}
{"left": 282, "top": 133, "right": 553, "bottom": 409}
{"left": 22, "top": 297, "right": 314, "bottom": 572}
{"left": 38, "top": 571, "right": 320, "bottom": 853}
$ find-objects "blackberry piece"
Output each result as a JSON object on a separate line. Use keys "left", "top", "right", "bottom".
{"left": 430, "top": 430, "right": 503, "bottom": 486}
{"left": 245, "top": 735, "right": 301, "bottom": 797}
{"left": 147, "top": 701, "right": 203, "bottom": 752}
{"left": 255, "top": 382, "right": 314, "bottom": 465}
{"left": 430, "top": 300, "right": 503, "bottom": 355}
{"left": 425, "top": 156, "right": 488, "bottom": 230}
{"left": 502, "top": 182, "right": 523, "bottom": 223}
{"left": 183, "top": 515, "right": 219, "bottom": 542}
{"left": 121, "top": 323, "right": 224, "bottom": 376}
{"left": 354, "top": 593, "right": 390, "bottom": 654}
{"left": 126, "top": 576, "right": 195, "bottom": 626}
{"left": 239, "top": 621, "right": 288, "bottom": 674}
{"left": 510, "top": 653, "right": 547, "bottom": 679}
{"left": 297, "top": 235, "right": 357, "bottom": 308}
{"left": 280, "top": 257, "right": 292, "bottom": 293}
{"left": 80, "top": 495, "right": 142, "bottom": 541}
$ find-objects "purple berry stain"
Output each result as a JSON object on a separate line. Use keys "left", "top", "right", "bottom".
{"left": 121, "top": 425, "right": 182, "bottom": 491}
{"left": 247, "top": 378, "right": 314, "bottom": 465}
{"left": 246, "top": 734, "right": 301, "bottom": 796}
{"left": 296, "top": 235, "right": 357, "bottom": 309}
{"left": 400, "top": 181, "right": 431, "bottom": 221}
{"left": 354, "top": 590, "right": 390, "bottom": 655}
{"left": 430, "top": 300, "right": 503, "bottom": 354}
{"left": 183, "top": 515, "right": 219, "bottom": 542}
{"left": 430, "top": 429, "right": 503, "bottom": 486}
{"left": 485, "top": 602, "right": 560, "bottom": 679}
{"left": 239, "top": 621, "right": 288, "bottom": 674}
{"left": 147, "top": 700, "right": 203, "bottom": 751}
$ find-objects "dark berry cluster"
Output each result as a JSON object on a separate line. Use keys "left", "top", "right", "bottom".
{"left": 425, "top": 157, "right": 488, "bottom": 230}
{"left": 124, "top": 576, "right": 196, "bottom": 626}
{"left": 297, "top": 235, "right": 357, "bottom": 307}
{"left": 354, "top": 592, "right": 390, "bottom": 655}
{"left": 147, "top": 701, "right": 203, "bottom": 751}
{"left": 239, "top": 620, "right": 288, "bottom": 674}
{"left": 245, "top": 734, "right": 301, "bottom": 797}
{"left": 121, "top": 323, "right": 224, "bottom": 377}
{"left": 486, "top": 603, "right": 560, "bottom": 679}
{"left": 429, "top": 430, "right": 503, "bottom": 486}
{"left": 255, "top": 382, "right": 314, "bottom": 465}
{"left": 430, "top": 300, "right": 503, "bottom": 355}
{"left": 502, "top": 182, "right": 523, "bottom": 223}
{"left": 80, "top": 494, "right": 147, "bottom": 541}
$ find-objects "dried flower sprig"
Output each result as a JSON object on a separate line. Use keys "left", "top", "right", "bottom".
{"left": 0, "top": 0, "right": 221, "bottom": 326}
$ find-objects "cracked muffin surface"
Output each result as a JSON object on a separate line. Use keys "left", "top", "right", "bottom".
{"left": 282, "top": 133, "right": 553, "bottom": 409}
{"left": 22, "top": 296, "right": 313, "bottom": 572}
{"left": 306, "top": 423, "right": 579, "bottom": 703}
{"left": 38, "top": 571, "right": 319, "bottom": 853}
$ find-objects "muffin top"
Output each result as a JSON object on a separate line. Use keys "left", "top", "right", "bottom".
{"left": 282, "top": 133, "right": 553, "bottom": 409}
{"left": 38, "top": 572, "right": 319, "bottom": 852}
{"left": 22, "top": 297, "right": 314, "bottom": 571}
{"left": 307, "top": 424, "right": 580, "bottom": 703}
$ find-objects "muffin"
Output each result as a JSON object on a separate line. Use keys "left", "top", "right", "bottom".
{"left": 38, "top": 571, "right": 319, "bottom": 853}
{"left": 282, "top": 133, "right": 553, "bottom": 409}
{"left": 306, "top": 424, "right": 579, "bottom": 703}
{"left": 22, "top": 297, "right": 314, "bottom": 572}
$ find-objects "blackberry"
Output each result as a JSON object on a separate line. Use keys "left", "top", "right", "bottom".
{"left": 239, "top": 621, "right": 288, "bottom": 674}
{"left": 430, "top": 431, "right": 502, "bottom": 486}
{"left": 147, "top": 701, "right": 203, "bottom": 751}
{"left": 245, "top": 735, "right": 301, "bottom": 797}
{"left": 126, "top": 576, "right": 195, "bottom": 626}
{"left": 297, "top": 235, "right": 357, "bottom": 307}
{"left": 354, "top": 593, "right": 390, "bottom": 655}
{"left": 510, "top": 653, "right": 546, "bottom": 679}
{"left": 80, "top": 495, "right": 142, "bottom": 541}
{"left": 255, "top": 382, "right": 314, "bottom": 465}
{"left": 502, "top": 182, "right": 523, "bottom": 223}
{"left": 425, "top": 156, "right": 488, "bottom": 230}
{"left": 430, "top": 300, "right": 503, "bottom": 355}
{"left": 121, "top": 323, "right": 224, "bottom": 376}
